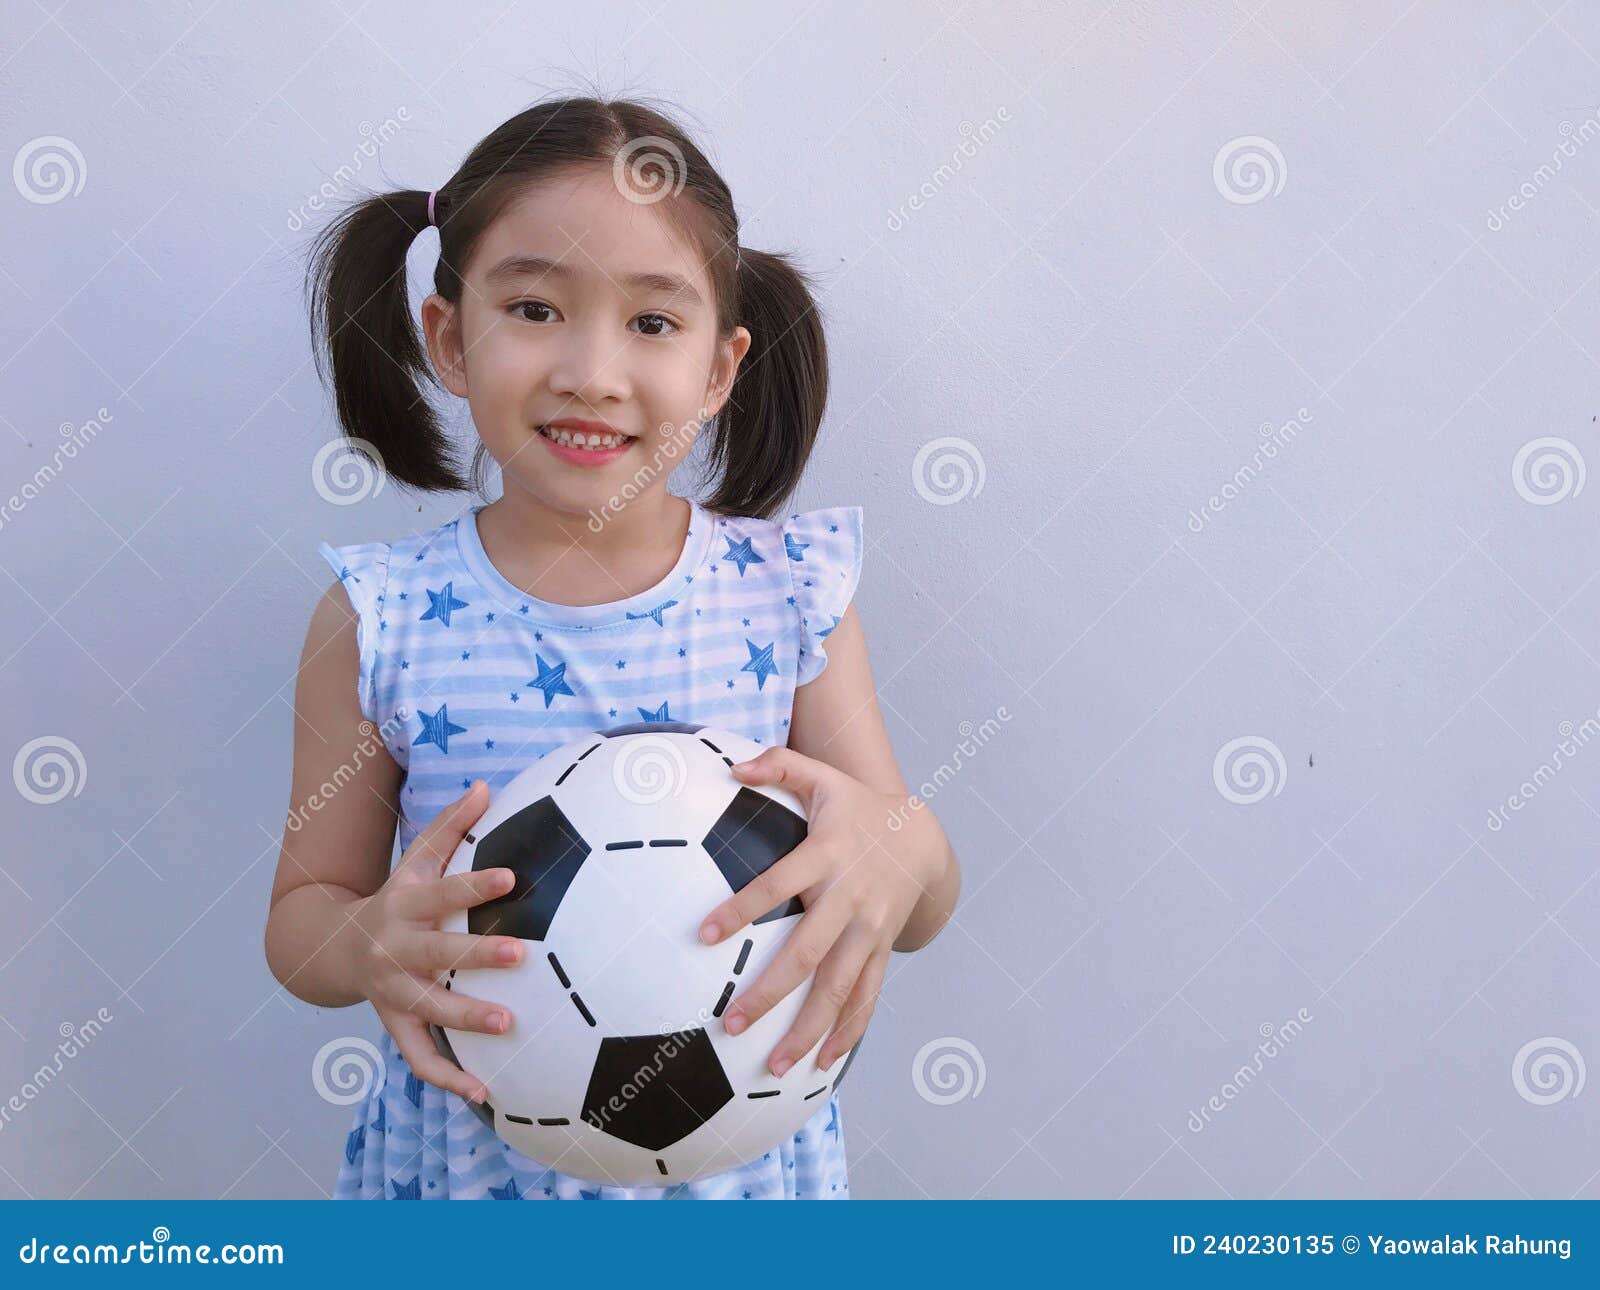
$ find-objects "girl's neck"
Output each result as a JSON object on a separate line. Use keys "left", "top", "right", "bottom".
{"left": 473, "top": 488, "right": 691, "bottom": 608}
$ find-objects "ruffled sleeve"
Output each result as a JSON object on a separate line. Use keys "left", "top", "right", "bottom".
{"left": 318, "top": 538, "right": 392, "bottom": 726}
{"left": 782, "top": 505, "right": 864, "bottom": 686}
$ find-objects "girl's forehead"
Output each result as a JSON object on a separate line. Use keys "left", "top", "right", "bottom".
{"left": 471, "top": 170, "right": 703, "bottom": 283}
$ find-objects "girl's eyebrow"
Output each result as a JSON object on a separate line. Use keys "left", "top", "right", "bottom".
{"left": 484, "top": 253, "right": 703, "bottom": 305}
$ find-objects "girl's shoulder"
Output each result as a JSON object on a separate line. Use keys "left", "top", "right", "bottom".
{"left": 715, "top": 504, "right": 865, "bottom": 687}
{"left": 317, "top": 512, "right": 469, "bottom": 603}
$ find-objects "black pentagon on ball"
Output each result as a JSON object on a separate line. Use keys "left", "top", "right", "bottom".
{"left": 468, "top": 796, "right": 591, "bottom": 940}
{"left": 702, "top": 787, "right": 808, "bottom": 923}
{"left": 581, "top": 1028, "right": 734, "bottom": 1150}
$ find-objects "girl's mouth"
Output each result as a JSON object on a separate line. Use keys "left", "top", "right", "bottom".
{"left": 536, "top": 425, "right": 637, "bottom": 467}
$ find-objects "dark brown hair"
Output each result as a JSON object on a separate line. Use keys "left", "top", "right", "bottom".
{"left": 304, "top": 96, "right": 829, "bottom": 519}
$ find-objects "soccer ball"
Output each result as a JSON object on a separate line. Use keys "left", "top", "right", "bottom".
{"left": 429, "top": 721, "right": 863, "bottom": 1186}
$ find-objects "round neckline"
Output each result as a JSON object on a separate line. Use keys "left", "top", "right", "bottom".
{"left": 454, "top": 495, "right": 716, "bottom": 628}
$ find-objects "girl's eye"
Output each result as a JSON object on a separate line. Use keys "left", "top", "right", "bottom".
{"left": 513, "top": 300, "right": 557, "bottom": 323}
{"left": 633, "top": 313, "right": 679, "bottom": 338}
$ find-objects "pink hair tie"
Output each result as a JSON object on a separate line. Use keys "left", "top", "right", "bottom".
{"left": 427, "top": 189, "right": 438, "bottom": 227}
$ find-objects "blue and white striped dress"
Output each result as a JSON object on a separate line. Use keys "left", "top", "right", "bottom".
{"left": 318, "top": 494, "right": 863, "bottom": 1199}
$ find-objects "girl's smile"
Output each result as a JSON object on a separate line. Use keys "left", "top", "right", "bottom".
{"left": 535, "top": 421, "right": 638, "bottom": 468}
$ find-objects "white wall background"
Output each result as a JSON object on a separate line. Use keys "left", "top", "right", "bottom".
{"left": 3, "top": 0, "right": 1598, "bottom": 1199}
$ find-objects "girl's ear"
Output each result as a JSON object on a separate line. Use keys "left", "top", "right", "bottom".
{"left": 422, "top": 293, "right": 468, "bottom": 397}
{"left": 704, "top": 324, "right": 752, "bottom": 419}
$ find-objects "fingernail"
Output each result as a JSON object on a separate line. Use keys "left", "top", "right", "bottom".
{"left": 498, "top": 942, "right": 519, "bottom": 963}
{"left": 725, "top": 1009, "right": 746, "bottom": 1035}
{"left": 772, "top": 1056, "right": 792, "bottom": 1076}
{"left": 699, "top": 921, "right": 719, "bottom": 944}
{"left": 486, "top": 1011, "right": 507, "bottom": 1032}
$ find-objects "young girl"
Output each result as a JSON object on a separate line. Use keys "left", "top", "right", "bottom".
{"left": 264, "top": 96, "right": 961, "bottom": 1200}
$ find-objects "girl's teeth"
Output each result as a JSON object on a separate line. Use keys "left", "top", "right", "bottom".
{"left": 544, "top": 427, "right": 627, "bottom": 450}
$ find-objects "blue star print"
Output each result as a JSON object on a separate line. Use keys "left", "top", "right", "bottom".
{"left": 527, "top": 654, "right": 575, "bottom": 708}
{"left": 413, "top": 704, "right": 467, "bottom": 754}
{"left": 344, "top": 1122, "right": 365, "bottom": 1166}
{"left": 390, "top": 1174, "right": 421, "bottom": 1199}
{"left": 720, "top": 534, "right": 765, "bottom": 576}
{"left": 625, "top": 597, "right": 679, "bottom": 627}
{"left": 784, "top": 532, "right": 809, "bottom": 561}
{"left": 489, "top": 1177, "right": 522, "bottom": 1200}
{"left": 638, "top": 700, "right": 672, "bottom": 722}
{"left": 818, "top": 613, "right": 842, "bottom": 639}
{"left": 742, "top": 639, "right": 778, "bottom": 690}
{"left": 420, "top": 581, "right": 469, "bottom": 627}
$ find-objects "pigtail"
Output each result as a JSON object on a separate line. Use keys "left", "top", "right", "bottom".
{"left": 304, "top": 188, "right": 468, "bottom": 493}
{"left": 703, "top": 247, "right": 829, "bottom": 521}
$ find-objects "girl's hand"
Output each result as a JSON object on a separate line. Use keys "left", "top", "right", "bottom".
{"left": 347, "top": 780, "right": 524, "bottom": 1103}
{"left": 697, "top": 747, "right": 939, "bottom": 1077}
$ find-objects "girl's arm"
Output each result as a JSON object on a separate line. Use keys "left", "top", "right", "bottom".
{"left": 786, "top": 604, "right": 961, "bottom": 952}
{"left": 263, "top": 581, "right": 403, "bottom": 1005}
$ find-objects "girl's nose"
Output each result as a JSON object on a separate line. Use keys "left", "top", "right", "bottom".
{"left": 546, "top": 326, "right": 631, "bottom": 404}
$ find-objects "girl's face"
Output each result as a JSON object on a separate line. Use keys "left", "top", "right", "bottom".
{"left": 423, "top": 166, "right": 750, "bottom": 521}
